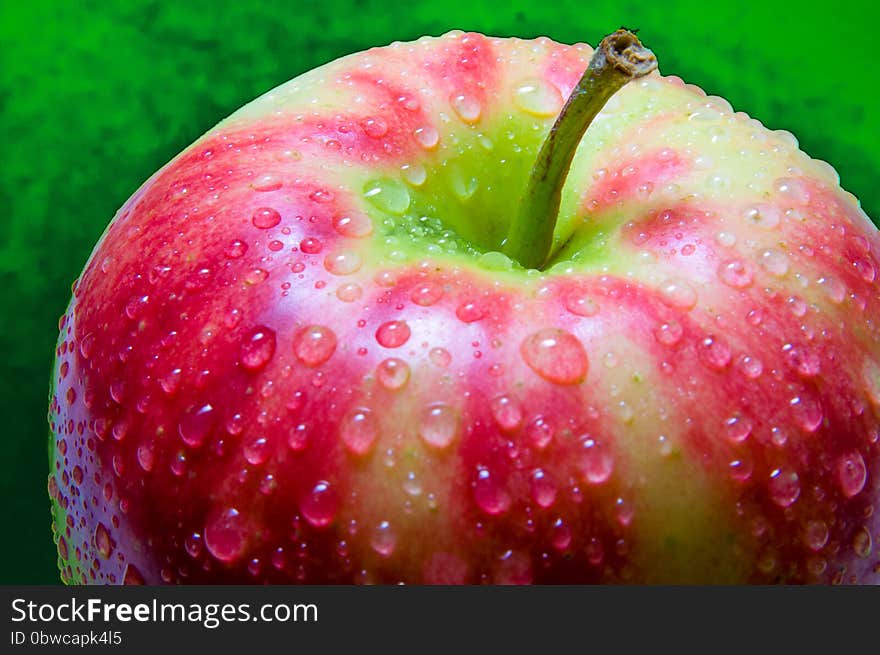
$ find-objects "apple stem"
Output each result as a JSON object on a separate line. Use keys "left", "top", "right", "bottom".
{"left": 502, "top": 29, "right": 658, "bottom": 270}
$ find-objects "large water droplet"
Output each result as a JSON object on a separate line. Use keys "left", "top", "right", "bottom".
{"left": 852, "top": 526, "right": 873, "bottom": 559}
{"left": 803, "top": 520, "right": 829, "bottom": 551}
{"left": 375, "top": 320, "right": 411, "bottom": 348}
{"left": 653, "top": 320, "right": 683, "bottom": 346}
{"left": 413, "top": 126, "right": 440, "bottom": 149}
{"left": 742, "top": 203, "right": 781, "bottom": 229}
{"left": 324, "top": 250, "right": 363, "bottom": 276}
{"left": 361, "top": 116, "right": 388, "bottom": 138}
{"left": 768, "top": 467, "right": 800, "bottom": 507}
{"left": 95, "top": 523, "right": 113, "bottom": 559}
{"left": 513, "top": 78, "right": 563, "bottom": 117}
{"left": 724, "top": 415, "right": 752, "bottom": 443}
{"left": 526, "top": 416, "right": 553, "bottom": 449}
{"left": 789, "top": 393, "right": 823, "bottom": 432}
{"left": 718, "top": 259, "right": 754, "bottom": 289}
{"left": 240, "top": 326, "right": 277, "bottom": 371}
{"left": 341, "top": 408, "right": 379, "bottom": 456}
{"left": 529, "top": 469, "right": 556, "bottom": 508}
{"left": 293, "top": 326, "right": 337, "bottom": 367}
{"left": 205, "top": 507, "right": 246, "bottom": 562}
{"left": 411, "top": 282, "right": 444, "bottom": 306}
{"left": 419, "top": 403, "right": 459, "bottom": 449}
{"left": 565, "top": 290, "right": 600, "bottom": 317}
{"left": 301, "top": 481, "right": 338, "bottom": 528}
{"left": 473, "top": 467, "right": 511, "bottom": 515}
{"left": 490, "top": 394, "right": 523, "bottom": 431}
{"left": 521, "top": 328, "right": 588, "bottom": 385}
{"left": 451, "top": 93, "right": 482, "bottom": 123}
{"left": 577, "top": 436, "right": 614, "bottom": 485}
{"left": 376, "top": 358, "right": 410, "bottom": 390}
{"left": 251, "top": 207, "right": 281, "bottom": 229}
{"left": 837, "top": 451, "right": 867, "bottom": 498}
{"left": 659, "top": 278, "right": 697, "bottom": 310}
{"left": 370, "top": 521, "right": 397, "bottom": 557}
{"left": 333, "top": 212, "right": 373, "bottom": 238}
{"left": 179, "top": 403, "right": 215, "bottom": 447}
{"left": 364, "top": 178, "right": 411, "bottom": 215}
{"left": 244, "top": 435, "right": 269, "bottom": 465}
{"left": 336, "top": 283, "right": 363, "bottom": 302}
{"left": 700, "top": 336, "right": 731, "bottom": 370}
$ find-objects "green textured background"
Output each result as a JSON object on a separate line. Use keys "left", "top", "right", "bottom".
{"left": 1, "top": 0, "right": 877, "bottom": 584}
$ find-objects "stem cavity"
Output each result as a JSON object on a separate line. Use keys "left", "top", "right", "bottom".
{"left": 502, "top": 29, "right": 658, "bottom": 270}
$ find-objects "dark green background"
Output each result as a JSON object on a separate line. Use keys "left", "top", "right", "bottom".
{"left": 1, "top": 0, "right": 877, "bottom": 584}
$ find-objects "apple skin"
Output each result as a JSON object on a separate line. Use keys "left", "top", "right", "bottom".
{"left": 48, "top": 31, "right": 880, "bottom": 584}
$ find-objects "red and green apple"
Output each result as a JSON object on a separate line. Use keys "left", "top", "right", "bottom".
{"left": 48, "top": 29, "right": 880, "bottom": 583}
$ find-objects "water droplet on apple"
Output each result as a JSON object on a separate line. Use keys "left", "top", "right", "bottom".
{"left": 700, "top": 336, "right": 731, "bottom": 370}
{"left": 364, "top": 178, "right": 411, "bottom": 215}
{"left": 725, "top": 415, "right": 753, "bottom": 443}
{"left": 293, "top": 326, "right": 337, "bottom": 367}
{"left": 95, "top": 523, "right": 113, "bottom": 558}
{"left": 336, "top": 283, "right": 363, "bottom": 302}
{"left": 456, "top": 300, "right": 487, "bottom": 323}
{"left": 429, "top": 347, "right": 452, "bottom": 367}
{"left": 324, "top": 250, "right": 363, "bottom": 276}
{"left": 240, "top": 326, "right": 276, "bottom": 371}
{"left": 529, "top": 469, "right": 556, "bottom": 508}
{"left": 759, "top": 249, "right": 790, "bottom": 277}
{"left": 659, "top": 278, "right": 697, "bottom": 310}
{"left": 521, "top": 328, "right": 588, "bottom": 385}
{"left": 653, "top": 320, "right": 683, "bottom": 346}
{"left": 252, "top": 174, "right": 282, "bottom": 192}
{"left": 718, "top": 259, "right": 754, "bottom": 288}
{"left": 768, "top": 467, "right": 800, "bottom": 507}
{"left": 451, "top": 93, "right": 481, "bottom": 123}
{"left": 473, "top": 467, "right": 511, "bottom": 515}
{"left": 513, "top": 78, "right": 563, "bottom": 117}
{"left": 301, "top": 481, "right": 338, "bottom": 528}
{"left": 251, "top": 207, "right": 281, "bottom": 229}
{"left": 565, "top": 291, "right": 600, "bottom": 317}
{"left": 287, "top": 424, "right": 309, "bottom": 452}
{"left": 728, "top": 457, "right": 754, "bottom": 482}
{"left": 742, "top": 203, "right": 780, "bottom": 229}
{"left": 789, "top": 393, "right": 823, "bottom": 432}
{"left": 371, "top": 521, "right": 397, "bottom": 557}
{"left": 333, "top": 212, "right": 373, "bottom": 238}
{"left": 476, "top": 251, "right": 512, "bottom": 271}
{"left": 837, "top": 451, "right": 867, "bottom": 498}
{"left": 179, "top": 403, "right": 215, "bottom": 447}
{"left": 376, "top": 320, "right": 411, "bottom": 348}
{"left": 136, "top": 442, "right": 155, "bottom": 472}
{"left": 526, "top": 415, "right": 553, "bottom": 449}
{"left": 361, "top": 116, "right": 388, "bottom": 138}
{"left": 300, "top": 237, "right": 322, "bottom": 254}
{"left": 411, "top": 282, "right": 444, "bottom": 306}
{"left": 577, "top": 436, "right": 614, "bottom": 484}
{"left": 418, "top": 403, "right": 458, "bottom": 449}
{"left": 341, "top": 408, "right": 379, "bottom": 456}
{"left": 401, "top": 163, "right": 427, "bottom": 187}
{"left": 205, "top": 507, "right": 246, "bottom": 562}
{"left": 376, "top": 358, "right": 410, "bottom": 390}
{"left": 803, "top": 520, "right": 829, "bottom": 551}
{"left": 490, "top": 394, "right": 523, "bottom": 431}
{"left": 852, "top": 526, "right": 872, "bottom": 559}
{"left": 413, "top": 126, "right": 439, "bottom": 149}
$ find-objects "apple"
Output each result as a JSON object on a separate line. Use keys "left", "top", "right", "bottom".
{"left": 49, "top": 28, "right": 880, "bottom": 584}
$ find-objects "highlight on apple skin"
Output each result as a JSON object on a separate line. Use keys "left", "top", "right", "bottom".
{"left": 48, "top": 29, "right": 880, "bottom": 584}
